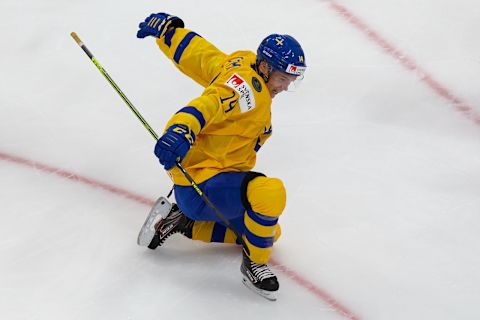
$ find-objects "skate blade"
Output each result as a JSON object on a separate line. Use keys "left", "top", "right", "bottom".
{"left": 242, "top": 276, "right": 277, "bottom": 301}
{"left": 137, "top": 197, "right": 172, "bottom": 246}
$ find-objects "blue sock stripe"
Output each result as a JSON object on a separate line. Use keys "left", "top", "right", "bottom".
{"left": 211, "top": 223, "right": 227, "bottom": 243}
{"left": 176, "top": 106, "right": 206, "bottom": 129}
{"left": 244, "top": 228, "right": 274, "bottom": 248}
{"left": 246, "top": 209, "right": 278, "bottom": 227}
{"left": 173, "top": 32, "right": 199, "bottom": 64}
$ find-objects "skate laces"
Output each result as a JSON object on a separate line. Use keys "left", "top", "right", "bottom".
{"left": 250, "top": 261, "right": 275, "bottom": 281}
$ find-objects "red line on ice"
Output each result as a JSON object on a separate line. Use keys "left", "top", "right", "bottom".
{"left": 4, "top": 5, "right": 473, "bottom": 319}
{"left": 0, "top": 152, "right": 154, "bottom": 206}
{"left": 0, "top": 150, "right": 361, "bottom": 320}
{"left": 327, "top": 0, "right": 480, "bottom": 126}
{"left": 271, "top": 258, "right": 360, "bottom": 319}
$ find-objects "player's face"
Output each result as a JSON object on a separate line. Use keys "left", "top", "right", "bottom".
{"left": 266, "top": 71, "right": 297, "bottom": 98}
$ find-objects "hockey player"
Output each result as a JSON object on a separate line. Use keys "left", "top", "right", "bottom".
{"left": 136, "top": 13, "right": 306, "bottom": 301}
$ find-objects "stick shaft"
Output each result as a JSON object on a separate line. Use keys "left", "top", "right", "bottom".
{"left": 70, "top": 32, "right": 159, "bottom": 141}
{"left": 71, "top": 32, "right": 249, "bottom": 255}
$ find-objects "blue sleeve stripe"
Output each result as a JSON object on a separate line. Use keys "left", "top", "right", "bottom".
{"left": 245, "top": 228, "right": 274, "bottom": 248}
{"left": 164, "top": 28, "right": 176, "bottom": 47}
{"left": 254, "top": 137, "right": 261, "bottom": 152}
{"left": 176, "top": 106, "right": 206, "bottom": 129}
{"left": 246, "top": 209, "right": 278, "bottom": 227}
{"left": 173, "top": 32, "right": 199, "bottom": 64}
{"left": 211, "top": 223, "right": 227, "bottom": 243}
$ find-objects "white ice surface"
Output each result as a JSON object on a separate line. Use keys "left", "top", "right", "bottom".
{"left": 1, "top": 1, "right": 480, "bottom": 319}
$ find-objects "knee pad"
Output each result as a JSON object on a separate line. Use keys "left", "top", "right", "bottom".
{"left": 240, "top": 173, "right": 285, "bottom": 264}
{"left": 242, "top": 174, "right": 286, "bottom": 217}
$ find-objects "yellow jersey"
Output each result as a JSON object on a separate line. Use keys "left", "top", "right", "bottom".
{"left": 156, "top": 28, "right": 272, "bottom": 185}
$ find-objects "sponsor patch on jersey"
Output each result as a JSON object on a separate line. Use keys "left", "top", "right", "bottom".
{"left": 285, "top": 64, "right": 306, "bottom": 76}
{"left": 225, "top": 74, "right": 256, "bottom": 112}
{"left": 252, "top": 77, "right": 262, "bottom": 93}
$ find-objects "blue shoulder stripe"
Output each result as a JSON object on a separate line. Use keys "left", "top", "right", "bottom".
{"left": 173, "top": 32, "right": 199, "bottom": 64}
{"left": 176, "top": 106, "right": 206, "bottom": 129}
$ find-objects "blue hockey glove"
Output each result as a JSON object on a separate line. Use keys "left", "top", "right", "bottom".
{"left": 154, "top": 124, "right": 194, "bottom": 170}
{"left": 137, "top": 13, "right": 184, "bottom": 39}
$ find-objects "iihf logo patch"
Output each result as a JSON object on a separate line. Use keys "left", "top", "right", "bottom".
{"left": 252, "top": 77, "right": 262, "bottom": 93}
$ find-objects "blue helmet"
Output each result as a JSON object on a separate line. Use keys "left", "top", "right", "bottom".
{"left": 256, "top": 34, "right": 306, "bottom": 77}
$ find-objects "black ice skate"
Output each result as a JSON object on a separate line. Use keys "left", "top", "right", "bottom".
{"left": 137, "top": 197, "right": 193, "bottom": 249}
{"left": 241, "top": 251, "right": 279, "bottom": 301}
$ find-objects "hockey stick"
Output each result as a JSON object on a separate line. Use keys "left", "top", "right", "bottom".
{"left": 70, "top": 32, "right": 249, "bottom": 255}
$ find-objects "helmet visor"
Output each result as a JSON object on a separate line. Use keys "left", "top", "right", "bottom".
{"left": 283, "top": 63, "right": 306, "bottom": 92}
{"left": 287, "top": 74, "right": 304, "bottom": 92}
